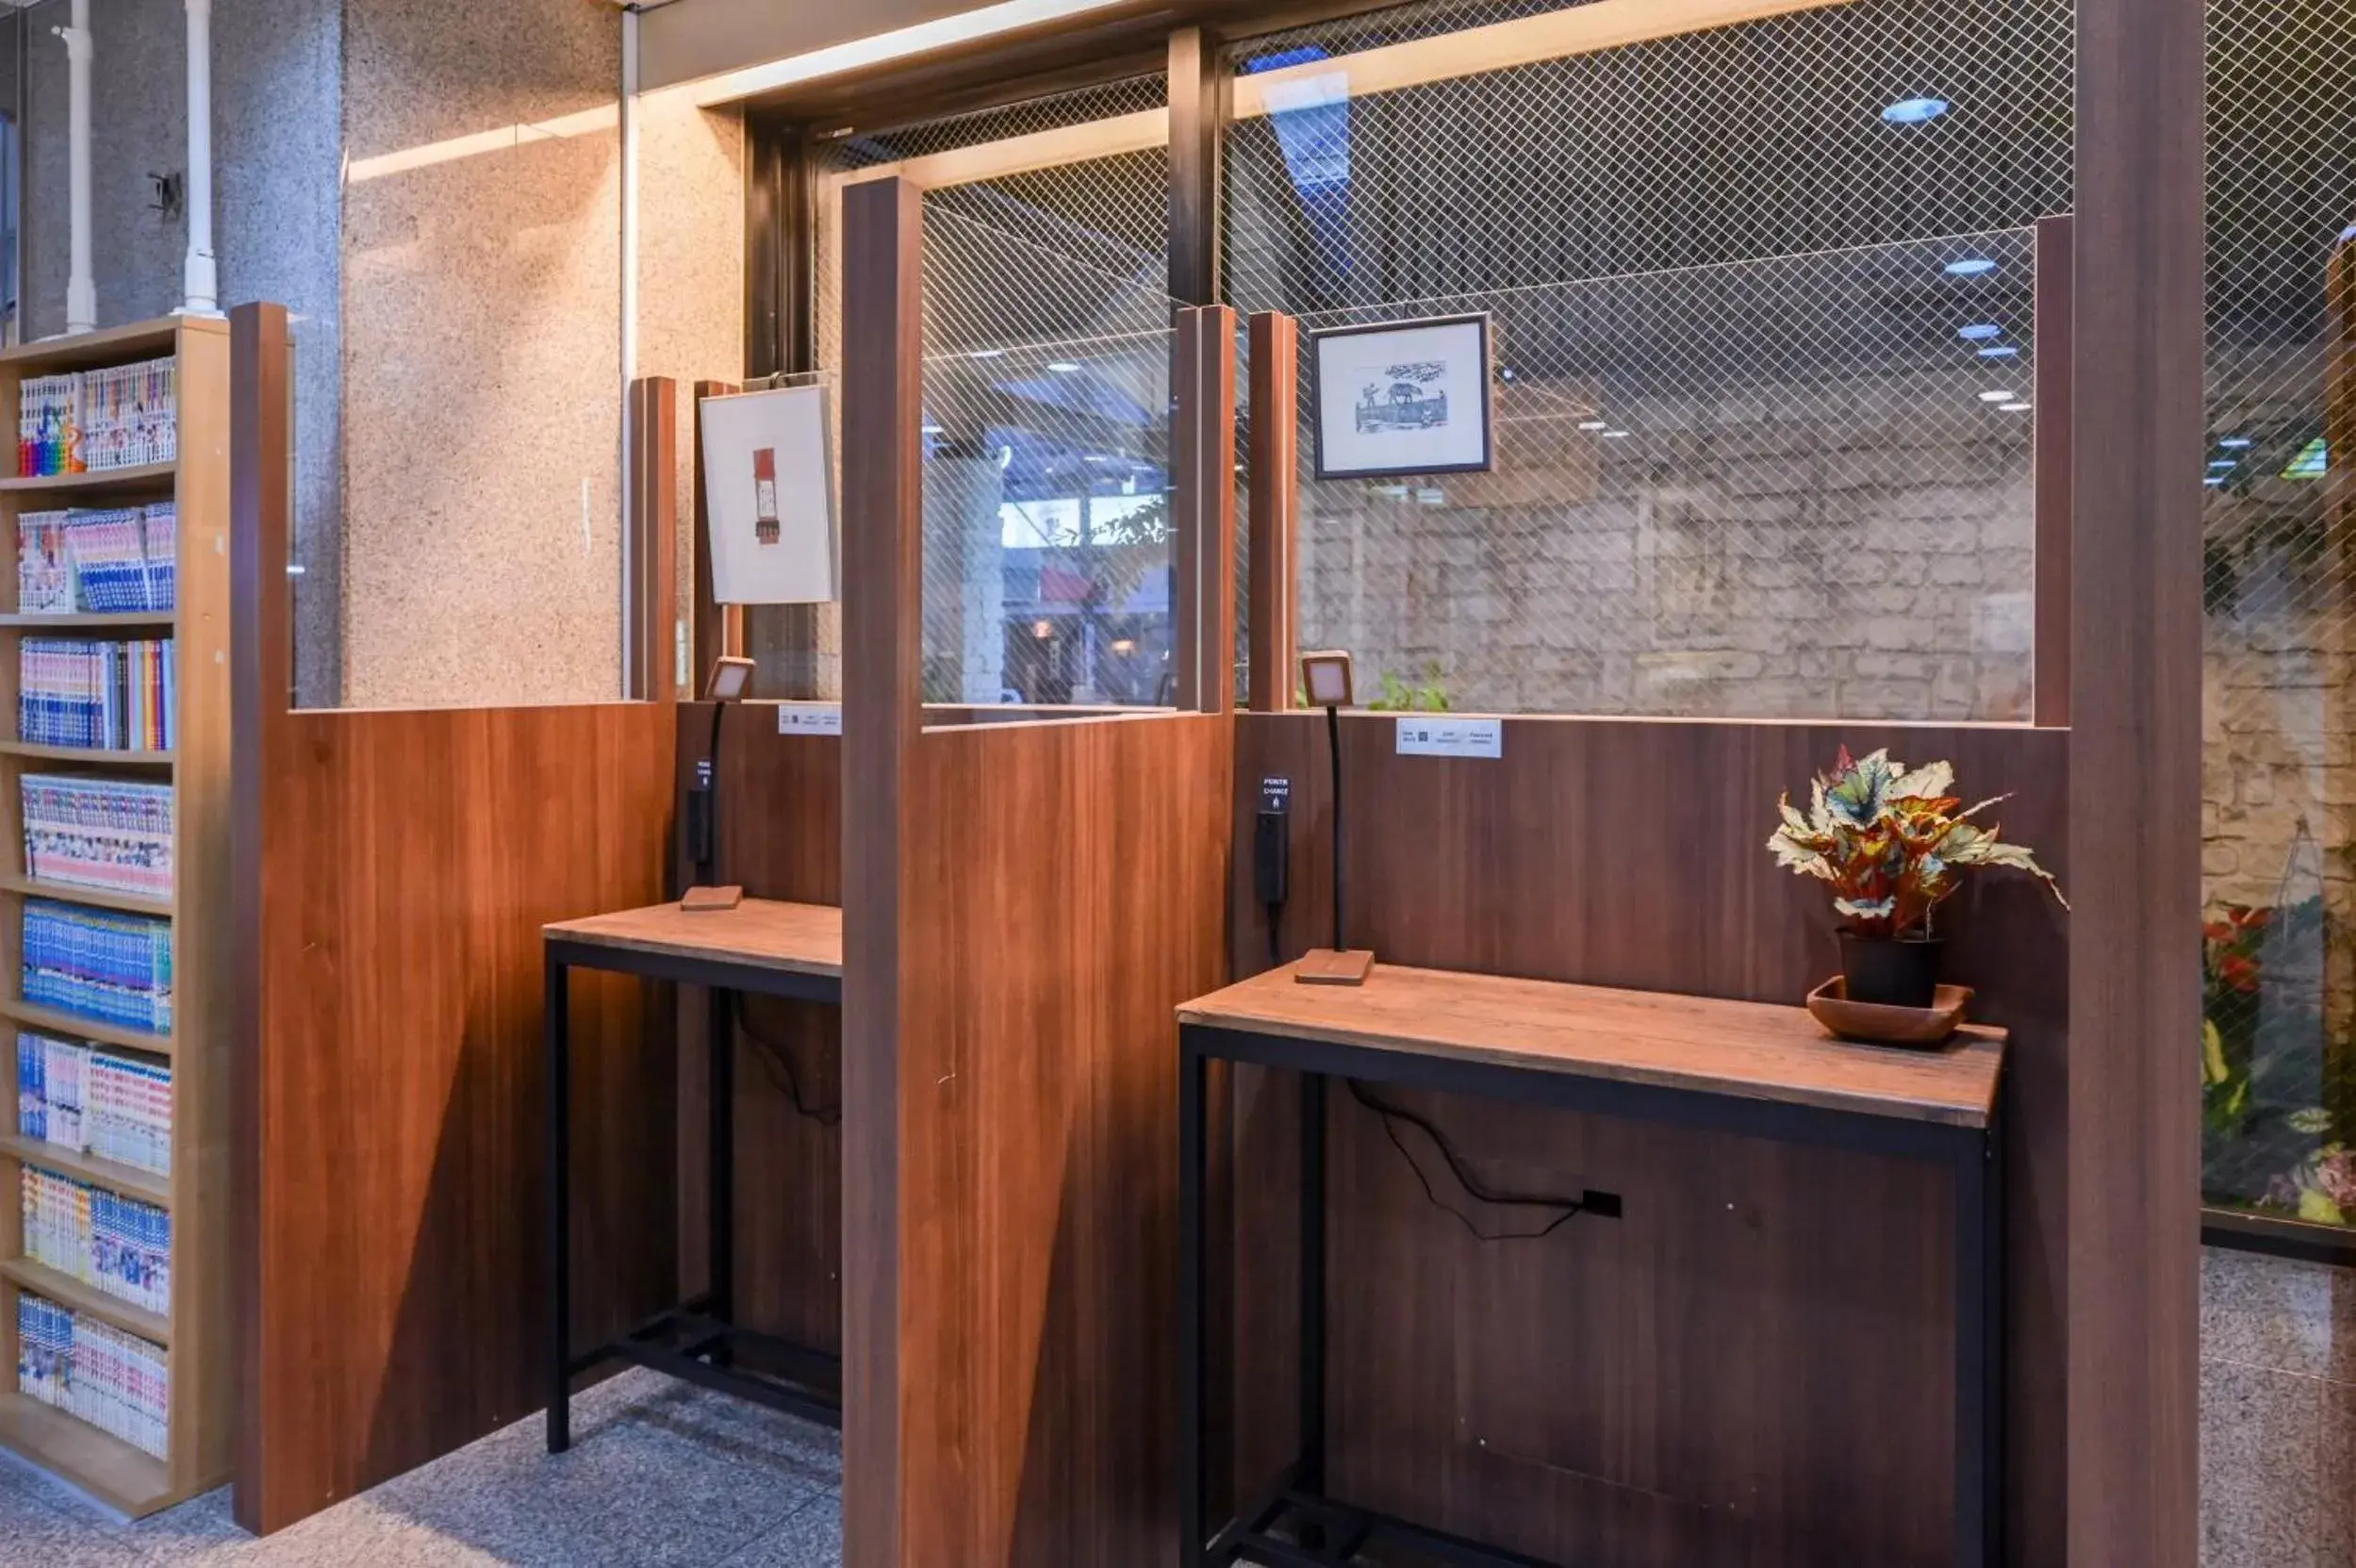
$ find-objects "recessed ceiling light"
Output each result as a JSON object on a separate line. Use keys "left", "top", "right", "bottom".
{"left": 1578, "top": 420, "right": 1608, "bottom": 432}
{"left": 2209, "top": 458, "right": 2238, "bottom": 470}
{"left": 1602, "top": 430, "right": 1631, "bottom": 439}
{"left": 1883, "top": 96, "right": 1951, "bottom": 125}
{"left": 2205, "top": 476, "right": 2227, "bottom": 487}
{"left": 1958, "top": 323, "right": 2003, "bottom": 341}
{"left": 920, "top": 422, "right": 945, "bottom": 435}
{"left": 968, "top": 348, "right": 1006, "bottom": 359}
{"left": 1977, "top": 345, "right": 2020, "bottom": 359}
{"left": 1047, "top": 360, "right": 1081, "bottom": 373}
{"left": 1978, "top": 390, "right": 2018, "bottom": 403}
{"left": 2218, "top": 437, "right": 2254, "bottom": 449}
{"left": 1999, "top": 402, "right": 2033, "bottom": 413}
{"left": 1945, "top": 257, "right": 1998, "bottom": 276}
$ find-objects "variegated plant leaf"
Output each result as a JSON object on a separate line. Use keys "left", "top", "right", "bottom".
{"left": 1890, "top": 758, "right": 1954, "bottom": 801}
{"left": 1835, "top": 894, "right": 1897, "bottom": 920}
{"left": 1822, "top": 748, "right": 1898, "bottom": 827}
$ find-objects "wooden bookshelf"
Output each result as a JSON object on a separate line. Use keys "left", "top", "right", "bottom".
{"left": 0, "top": 317, "right": 230, "bottom": 1516}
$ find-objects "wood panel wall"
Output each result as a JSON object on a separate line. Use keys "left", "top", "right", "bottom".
{"left": 1228, "top": 712, "right": 2069, "bottom": 1566}
{"left": 842, "top": 175, "right": 1238, "bottom": 1568}
{"left": 231, "top": 305, "right": 683, "bottom": 1534}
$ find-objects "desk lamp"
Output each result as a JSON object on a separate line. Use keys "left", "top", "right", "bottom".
{"left": 1297, "top": 650, "right": 1375, "bottom": 985}
{"left": 684, "top": 655, "right": 755, "bottom": 913}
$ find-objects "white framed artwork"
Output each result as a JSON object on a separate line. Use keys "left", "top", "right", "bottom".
{"left": 697, "top": 384, "right": 839, "bottom": 604}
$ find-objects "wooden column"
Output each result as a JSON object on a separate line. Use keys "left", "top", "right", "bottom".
{"left": 1176, "top": 305, "right": 1239, "bottom": 713}
{"left": 839, "top": 175, "right": 923, "bottom": 1568}
{"left": 2069, "top": 0, "right": 2203, "bottom": 1561}
{"left": 691, "top": 378, "right": 746, "bottom": 680}
{"left": 2034, "top": 215, "right": 2073, "bottom": 730}
{"left": 1246, "top": 311, "right": 1299, "bottom": 712}
{"left": 627, "top": 375, "right": 680, "bottom": 703}
{"left": 228, "top": 301, "right": 292, "bottom": 1535}
{"left": 1168, "top": 26, "right": 1227, "bottom": 307}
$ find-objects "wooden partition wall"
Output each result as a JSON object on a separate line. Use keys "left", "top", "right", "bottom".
{"left": 229, "top": 305, "right": 683, "bottom": 1532}
{"left": 837, "top": 178, "right": 1236, "bottom": 1565}
{"left": 1216, "top": 0, "right": 2202, "bottom": 1545}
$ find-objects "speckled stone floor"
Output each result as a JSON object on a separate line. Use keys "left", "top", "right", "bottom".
{"left": 0, "top": 1369, "right": 841, "bottom": 1566}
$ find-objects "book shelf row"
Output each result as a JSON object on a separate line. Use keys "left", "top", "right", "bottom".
{"left": 0, "top": 315, "right": 221, "bottom": 1517}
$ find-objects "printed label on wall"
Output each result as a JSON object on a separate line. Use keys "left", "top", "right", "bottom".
{"left": 776, "top": 703, "right": 844, "bottom": 735}
{"left": 1394, "top": 717, "right": 1503, "bottom": 759}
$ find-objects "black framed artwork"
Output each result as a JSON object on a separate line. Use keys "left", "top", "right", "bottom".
{"left": 1308, "top": 313, "right": 1494, "bottom": 481}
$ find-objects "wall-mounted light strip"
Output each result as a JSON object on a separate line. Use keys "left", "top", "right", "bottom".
{"left": 687, "top": 0, "right": 1139, "bottom": 108}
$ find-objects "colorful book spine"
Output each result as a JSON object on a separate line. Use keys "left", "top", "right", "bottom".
{"left": 69, "top": 1313, "right": 169, "bottom": 1458}
{"left": 22, "top": 900, "right": 173, "bottom": 1036}
{"left": 14, "top": 1290, "right": 74, "bottom": 1409}
{"left": 72, "top": 359, "right": 177, "bottom": 475}
{"left": 21, "top": 773, "right": 174, "bottom": 898}
{"left": 17, "top": 509, "right": 73, "bottom": 613}
{"left": 16, "top": 374, "right": 81, "bottom": 479}
{"left": 18, "top": 638, "right": 175, "bottom": 751}
{"left": 14, "top": 1030, "right": 90, "bottom": 1151}
{"left": 86, "top": 1051, "right": 171, "bottom": 1176}
{"left": 18, "top": 1164, "right": 170, "bottom": 1316}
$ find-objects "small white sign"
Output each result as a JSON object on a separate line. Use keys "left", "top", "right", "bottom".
{"left": 776, "top": 703, "right": 844, "bottom": 735}
{"left": 1394, "top": 716, "right": 1503, "bottom": 759}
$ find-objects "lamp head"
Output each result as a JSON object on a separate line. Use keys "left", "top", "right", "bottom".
{"left": 705, "top": 655, "right": 755, "bottom": 702}
{"left": 1300, "top": 650, "right": 1355, "bottom": 710}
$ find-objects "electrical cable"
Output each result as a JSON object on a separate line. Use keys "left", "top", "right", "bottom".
{"left": 727, "top": 993, "right": 841, "bottom": 1126}
{"left": 1344, "top": 1080, "right": 1587, "bottom": 1243}
{"left": 1268, "top": 902, "right": 1283, "bottom": 969}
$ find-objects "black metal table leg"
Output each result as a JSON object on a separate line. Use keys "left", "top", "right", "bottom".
{"left": 1952, "top": 1124, "right": 1995, "bottom": 1566}
{"left": 1298, "top": 1070, "right": 1327, "bottom": 1545}
{"left": 710, "top": 985, "right": 736, "bottom": 1365}
{"left": 1179, "top": 1037, "right": 1209, "bottom": 1568}
{"left": 546, "top": 949, "right": 572, "bottom": 1454}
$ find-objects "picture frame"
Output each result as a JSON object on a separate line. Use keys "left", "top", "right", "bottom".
{"left": 697, "top": 383, "right": 840, "bottom": 605}
{"left": 1308, "top": 312, "right": 1494, "bottom": 481}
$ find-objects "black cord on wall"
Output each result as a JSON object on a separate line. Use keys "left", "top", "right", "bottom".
{"left": 727, "top": 993, "right": 841, "bottom": 1126}
{"left": 1344, "top": 1080, "right": 1595, "bottom": 1243}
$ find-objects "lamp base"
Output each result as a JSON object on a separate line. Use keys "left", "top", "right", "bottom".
{"left": 1295, "top": 949, "right": 1376, "bottom": 986}
{"left": 680, "top": 883, "right": 744, "bottom": 913}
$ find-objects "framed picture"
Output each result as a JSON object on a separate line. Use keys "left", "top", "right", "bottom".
{"left": 1309, "top": 313, "right": 1494, "bottom": 481}
{"left": 697, "top": 384, "right": 840, "bottom": 604}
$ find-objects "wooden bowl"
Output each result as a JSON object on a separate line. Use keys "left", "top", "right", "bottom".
{"left": 1805, "top": 978, "right": 1974, "bottom": 1049}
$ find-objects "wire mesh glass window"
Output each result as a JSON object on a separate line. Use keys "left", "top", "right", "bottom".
{"left": 1223, "top": 0, "right": 2073, "bottom": 719}
{"left": 787, "top": 77, "right": 1174, "bottom": 706}
{"left": 2198, "top": 0, "right": 2356, "bottom": 1233}
{"left": 918, "top": 206, "right": 1179, "bottom": 710}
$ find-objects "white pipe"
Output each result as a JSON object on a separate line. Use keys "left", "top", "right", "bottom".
{"left": 59, "top": 0, "right": 93, "bottom": 335}
{"left": 181, "top": 0, "right": 219, "bottom": 316}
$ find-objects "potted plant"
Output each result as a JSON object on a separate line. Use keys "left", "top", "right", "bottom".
{"left": 1767, "top": 748, "right": 2066, "bottom": 1008}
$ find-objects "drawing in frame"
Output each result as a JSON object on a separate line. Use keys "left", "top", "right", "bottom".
{"left": 1309, "top": 312, "right": 1494, "bottom": 481}
{"left": 697, "top": 383, "right": 841, "bottom": 604}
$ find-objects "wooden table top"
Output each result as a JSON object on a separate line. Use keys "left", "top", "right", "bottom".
{"left": 1178, "top": 963, "right": 2005, "bottom": 1130}
{"left": 544, "top": 898, "right": 843, "bottom": 979}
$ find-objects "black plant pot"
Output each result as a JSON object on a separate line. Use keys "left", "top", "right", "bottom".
{"left": 1838, "top": 932, "right": 1945, "bottom": 1009}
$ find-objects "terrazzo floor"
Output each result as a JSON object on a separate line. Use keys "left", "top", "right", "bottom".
{"left": 0, "top": 1369, "right": 842, "bottom": 1566}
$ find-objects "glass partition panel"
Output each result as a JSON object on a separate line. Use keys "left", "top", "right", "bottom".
{"left": 1287, "top": 228, "right": 2038, "bottom": 718}
{"left": 920, "top": 207, "right": 1178, "bottom": 710}
{"left": 303, "top": 33, "right": 625, "bottom": 708}
{"left": 2197, "top": 0, "right": 2356, "bottom": 1232}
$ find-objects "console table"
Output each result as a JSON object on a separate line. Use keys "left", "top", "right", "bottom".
{"left": 1176, "top": 962, "right": 2006, "bottom": 1568}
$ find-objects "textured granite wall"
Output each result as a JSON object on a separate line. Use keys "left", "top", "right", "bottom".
{"left": 21, "top": 0, "right": 193, "bottom": 334}
{"left": 13, "top": 0, "right": 345, "bottom": 699}
{"left": 338, "top": 0, "right": 624, "bottom": 707}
